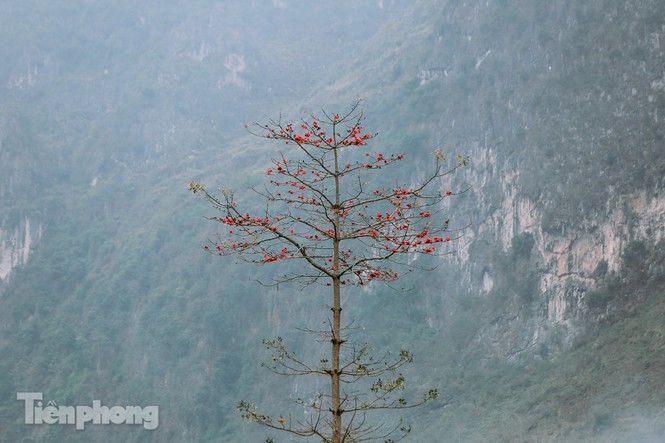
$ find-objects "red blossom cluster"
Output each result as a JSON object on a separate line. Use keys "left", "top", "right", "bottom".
{"left": 263, "top": 246, "right": 292, "bottom": 263}
{"left": 264, "top": 118, "right": 373, "bottom": 148}
{"left": 192, "top": 104, "right": 463, "bottom": 285}
{"left": 217, "top": 214, "right": 272, "bottom": 228}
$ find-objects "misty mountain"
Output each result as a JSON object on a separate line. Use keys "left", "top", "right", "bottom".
{"left": 1, "top": 0, "right": 664, "bottom": 441}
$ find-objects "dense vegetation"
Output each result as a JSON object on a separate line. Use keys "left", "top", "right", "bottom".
{"left": 0, "top": 0, "right": 663, "bottom": 441}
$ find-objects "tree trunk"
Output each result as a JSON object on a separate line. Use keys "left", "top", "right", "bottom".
{"left": 331, "top": 121, "right": 343, "bottom": 443}
{"left": 331, "top": 275, "right": 342, "bottom": 443}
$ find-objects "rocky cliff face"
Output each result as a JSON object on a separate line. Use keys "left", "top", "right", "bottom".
{"left": 0, "top": 217, "right": 42, "bottom": 284}
{"left": 355, "top": 0, "right": 665, "bottom": 360}
{"left": 457, "top": 142, "right": 664, "bottom": 358}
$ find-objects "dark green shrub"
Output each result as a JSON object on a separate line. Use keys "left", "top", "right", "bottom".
{"left": 511, "top": 232, "right": 535, "bottom": 259}
{"left": 585, "top": 287, "right": 613, "bottom": 310}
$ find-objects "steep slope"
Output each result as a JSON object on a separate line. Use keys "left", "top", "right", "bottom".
{"left": 0, "top": 2, "right": 417, "bottom": 442}
{"left": 310, "top": 0, "right": 665, "bottom": 440}
{"left": 0, "top": 0, "right": 663, "bottom": 442}
{"left": 312, "top": 0, "right": 665, "bottom": 354}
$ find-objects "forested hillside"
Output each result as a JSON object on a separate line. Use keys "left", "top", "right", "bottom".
{"left": 1, "top": 1, "right": 663, "bottom": 441}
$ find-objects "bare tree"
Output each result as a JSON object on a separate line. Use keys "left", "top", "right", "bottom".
{"left": 190, "top": 101, "right": 468, "bottom": 442}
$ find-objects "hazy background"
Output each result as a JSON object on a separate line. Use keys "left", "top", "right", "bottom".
{"left": 1, "top": 0, "right": 664, "bottom": 441}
